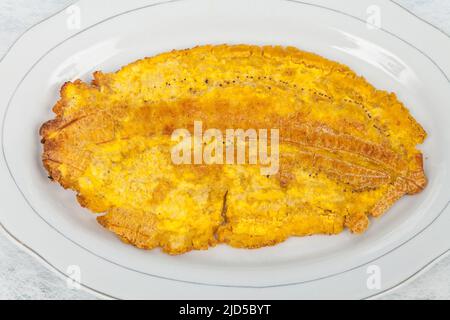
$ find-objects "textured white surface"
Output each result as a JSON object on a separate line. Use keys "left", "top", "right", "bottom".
{"left": 0, "top": 0, "right": 449, "bottom": 300}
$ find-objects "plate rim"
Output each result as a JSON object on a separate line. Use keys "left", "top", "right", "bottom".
{"left": 1, "top": 0, "right": 449, "bottom": 299}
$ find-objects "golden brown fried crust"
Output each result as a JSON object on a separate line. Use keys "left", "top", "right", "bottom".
{"left": 40, "top": 44, "right": 427, "bottom": 255}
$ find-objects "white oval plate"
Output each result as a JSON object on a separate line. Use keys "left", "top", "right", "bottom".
{"left": 1, "top": 0, "right": 449, "bottom": 300}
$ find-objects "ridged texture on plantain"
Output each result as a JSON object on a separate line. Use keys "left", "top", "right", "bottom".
{"left": 40, "top": 45, "right": 426, "bottom": 254}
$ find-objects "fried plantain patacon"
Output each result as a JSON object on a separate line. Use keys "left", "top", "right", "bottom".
{"left": 40, "top": 45, "right": 426, "bottom": 254}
